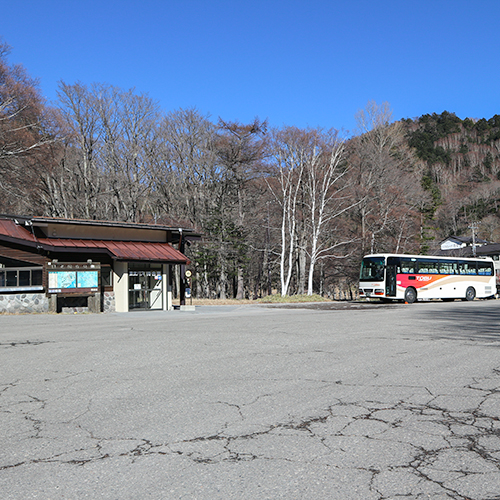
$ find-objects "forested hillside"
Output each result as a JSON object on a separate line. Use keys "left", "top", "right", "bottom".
{"left": 404, "top": 112, "right": 500, "bottom": 248}
{"left": 1, "top": 38, "right": 499, "bottom": 299}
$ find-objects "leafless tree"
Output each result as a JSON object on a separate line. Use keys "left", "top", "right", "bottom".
{"left": 152, "top": 108, "right": 218, "bottom": 226}
{"left": 349, "top": 101, "right": 422, "bottom": 256}
{"left": 214, "top": 118, "right": 267, "bottom": 299}
{"left": 303, "top": 133, "right": 358, "bottom": 295}
{"left": 96, "top": 84, "right": 161, "bottom": 221}
{"left": 48, "top": 82, "right": 162, "bottom": 222}
{"left": 0, "top": 39, "right": 56, "bottom": 212}
{"left": 56, "top": 81, "right": 103, "bottom": 219}
{"left": 267, "top": 127, "right": 312, "bottom": 296}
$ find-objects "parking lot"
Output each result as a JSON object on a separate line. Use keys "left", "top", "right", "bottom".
{"left": 1, "top": 301, "right": 500, "bottom": 499}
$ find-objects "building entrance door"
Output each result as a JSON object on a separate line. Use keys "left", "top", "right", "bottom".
{"left": 128, "top": 264, "right": 163, "bottom": 310}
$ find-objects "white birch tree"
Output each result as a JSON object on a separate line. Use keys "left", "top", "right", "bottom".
{"left": 304, "top": 137, "right": 357, "bottom": 295}
{"left": 267, "top": 127, "right": 309, "bottom": 296}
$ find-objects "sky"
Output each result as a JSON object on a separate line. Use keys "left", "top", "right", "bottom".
{"left": 2, "top": 0, "right": 500, "bottom": 136}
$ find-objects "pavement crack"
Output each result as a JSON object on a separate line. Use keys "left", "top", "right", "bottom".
{"left": 216, "top": 400, "right": 244, "bottom": 420}
{"left": 0, "top": 340, "right": 52, "bottom": 349}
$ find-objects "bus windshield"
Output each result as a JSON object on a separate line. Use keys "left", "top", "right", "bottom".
{"left": 360, "top": 256, "right": 385, "bottom": 281}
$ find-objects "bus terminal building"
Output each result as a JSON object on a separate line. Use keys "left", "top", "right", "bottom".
{"left": 0, "top": 215, "right": 199, "bottom": 314}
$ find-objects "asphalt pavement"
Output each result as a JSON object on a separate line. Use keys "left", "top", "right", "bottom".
{"left": 1, "top": 300, "right": 500, "bottom": 499}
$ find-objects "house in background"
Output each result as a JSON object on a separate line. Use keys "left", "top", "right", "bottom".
{"left": 439, "top": 235, "right": 500, "bottom": 292}
{"left": 439, "top": 235, "right": 500, "bottom": 261}
{"left": 440, "top": 235, "right": 488, "bottom": 252}
{"left": 0, "top": 215, "right": 200, "bottom": 314}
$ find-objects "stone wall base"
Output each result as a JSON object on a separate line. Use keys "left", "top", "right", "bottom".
{"left": 61, "top": 306, "right": 89, "bottom": 314}
{"left": 103, "top": 291, "right": 115, "bottom": 312}
{"left": 0, "top": 293, "right": 49, "bottom": 314}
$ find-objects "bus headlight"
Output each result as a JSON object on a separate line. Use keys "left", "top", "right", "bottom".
{"left": 374, "top": 289, "right": 384, "bottom": 296}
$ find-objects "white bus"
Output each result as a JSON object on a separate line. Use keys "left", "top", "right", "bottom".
{"left": 359, "top": 254, "right": 496, "bottom": 303}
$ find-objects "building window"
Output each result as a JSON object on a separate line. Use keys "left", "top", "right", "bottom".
{"left": 101, "top": 267, "right": 112, "bottom": 287}
{"left": 0, "top": 267, "right": 44, "bottom": 290}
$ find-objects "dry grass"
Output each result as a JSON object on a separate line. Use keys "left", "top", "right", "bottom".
{"left": 178, "top": 298, "right": 255, "bottom": 306}
{"left": 175, "top": 294, "right": 331, "bottom": 306}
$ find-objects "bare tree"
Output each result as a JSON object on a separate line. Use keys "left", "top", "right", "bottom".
{"left": 96, "top": 84, "right": 161, "bottom": 221}
{"left": 56, "top": 81, "right": 103, "bottom": 219}
{"left": 214, "top": 118, "right": 267, "bottom": 299}
{"left": 49, "top": 82, "right": 162, "bottom": 222}
{"left": 0, "top": 40, "right": 54, "bottom": 160}
{"left": 0, "top": 38, "right": 56, "bottom": 212}
{"left": 303, "top": 134, "right": 358, "bottom": 295}
{"left": 349, "top": 101, "right": 422, "bottom": 256}
{"left": 153, "top": 108, "right": 218, "bottom": 226}
{"left": 267, "top": 127, "right": 311, "bottom": 296}
{"left": 151, "top": 109, "right": 221, "bottom": 297}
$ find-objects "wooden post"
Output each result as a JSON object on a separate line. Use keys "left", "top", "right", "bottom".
{"left": 179, "top": 231, "right": 186, "bottom": 306}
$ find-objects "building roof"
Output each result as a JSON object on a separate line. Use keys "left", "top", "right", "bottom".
{"left": 38, "top": 238, "right": 189, "bottom": 262}
{"left": 441, "top": 235, "right": 488, "bottom": 245}
{"left": 31, "top": 215, "right": 200, "bottom": 235}
{"left": 436, "top": 242, "right": 500, "bottom": 258}
{"left": 0, "top": 218, "right": 189, "bottom": 263}
{"left": 2, "top": 214, "right": 200, "bottom": 234}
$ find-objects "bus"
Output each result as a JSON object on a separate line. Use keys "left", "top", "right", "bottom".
{"left": 359, "top": 254, "right": 496, "bottom": 303}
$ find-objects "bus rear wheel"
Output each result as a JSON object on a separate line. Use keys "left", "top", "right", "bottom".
{"left": 404, "top": 287, "right": 417, "bottom": 304}
{"left": 465, "top": 286, "right": 476, "bottom": 301}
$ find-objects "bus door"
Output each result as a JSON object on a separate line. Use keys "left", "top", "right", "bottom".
{"left": 386, "top": 257, "right": 398, "bottom": 297}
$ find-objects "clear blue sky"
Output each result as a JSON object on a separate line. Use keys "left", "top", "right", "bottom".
{"left": 2, "top": 0, "right": 500, "bottom": 135}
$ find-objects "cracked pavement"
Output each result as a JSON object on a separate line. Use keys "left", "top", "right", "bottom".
{"left": 1, "top": 301, "right": 500, "bottom": 499}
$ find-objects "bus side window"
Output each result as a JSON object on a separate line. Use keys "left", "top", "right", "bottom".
{"left": 418, "top": 264, "right": 428, "bottom": 274}
{"left": 428, "top": 262, "right": 438, "bottom": 274}
{"left": 461, "top": 262, "right": 477, "bottom": 275}
{"left": 478, "top": 264, "right": 493, "bottom": 275}
{"left": 439, "top": 262, "right": 453, "bottom": 275}
{"left": 400, "top": 260, "right": 414, "bottom": 273}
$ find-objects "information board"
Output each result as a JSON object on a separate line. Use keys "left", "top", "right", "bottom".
{"left": 47, "top": 262, "right": 100, "bottom": 294}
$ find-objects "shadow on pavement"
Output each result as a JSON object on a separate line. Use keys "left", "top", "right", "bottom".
{"left": 265, "top": 301, "right": 401, "bottom": 311}
{"left": 420, "top": 302, "right": 500, "bottom": 343}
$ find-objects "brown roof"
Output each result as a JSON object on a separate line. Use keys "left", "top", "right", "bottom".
{"left": 29, "top": 215, "right": 201, "bottom": 237}
{"left": 42, "top": 238, "right": 189, "bottom": 262}
{"left": 0, "top": 219, "right": 189, "bottom": 263}
{"left": 0, "top": 219, "right": 37, "bottom": 244}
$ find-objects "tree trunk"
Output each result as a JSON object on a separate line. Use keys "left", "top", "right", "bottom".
{"left": 236, "top": 266, "right": 245, "bottom": 299}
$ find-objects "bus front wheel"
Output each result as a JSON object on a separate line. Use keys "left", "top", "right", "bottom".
{"left": 465, "top": 287, "right": 476, "bottom": 301}
{"left": 404, "top": 287, "right": 417, "bottom": 304}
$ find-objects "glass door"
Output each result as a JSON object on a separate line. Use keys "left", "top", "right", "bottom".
{"left": 386, "top": 257, "right": 398, "bottom": 297}
{"left": 128, "top": 265, "right": 163, "bottom": 310}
